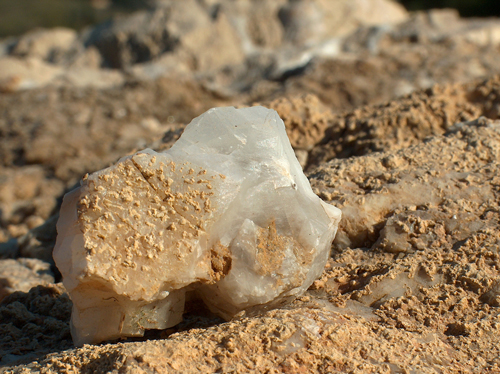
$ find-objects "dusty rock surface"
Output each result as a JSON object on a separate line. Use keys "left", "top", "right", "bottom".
{"left": 308, "top": 76, "right": 500, "bottom": 167}
{"left": 1, "top": 0, "right": 500, "bottom": 372}
{"left": 3, "top": 117, "right": 500, "bottom": 373}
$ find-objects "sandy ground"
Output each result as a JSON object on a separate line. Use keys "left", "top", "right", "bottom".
{"left": 1, "top": 1, "right": 500, "bottom": 372}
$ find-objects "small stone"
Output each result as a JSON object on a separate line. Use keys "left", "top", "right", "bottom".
{"left": 53, "top": 106, "right": 341, "bottom": 345}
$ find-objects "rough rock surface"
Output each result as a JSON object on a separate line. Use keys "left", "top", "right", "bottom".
{"left": 1, "top": 306, "right": 468, "bottom": 373}
{"left": 308, "top": 77, "right": 500, "bottom": 167}
{"left": 54, "top": 106, "right": 340, "bottom": 345}
{"left": 267, "top": 94, "right": 334, "bottom": 151}
{"left": 4, "top": 114, "right": 500, "bottom": 373}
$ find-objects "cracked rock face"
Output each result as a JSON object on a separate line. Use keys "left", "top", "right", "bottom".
{"left": 53, "top": 106, "right": 341, "bottom": 346}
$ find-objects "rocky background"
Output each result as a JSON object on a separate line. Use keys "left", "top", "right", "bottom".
{"left": 1, "top": 0, "right": 500, "bottom": 372}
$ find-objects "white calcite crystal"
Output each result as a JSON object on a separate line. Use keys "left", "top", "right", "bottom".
{"left": 53, "top": 106, "right": 341, "bottom": 346}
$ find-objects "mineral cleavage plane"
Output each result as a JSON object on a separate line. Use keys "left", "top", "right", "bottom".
{"left": 53, "top": 106, "right": 341, "bottom": 346}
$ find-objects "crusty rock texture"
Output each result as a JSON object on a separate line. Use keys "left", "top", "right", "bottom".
{"left": 53, "top": 106, "right": 340, "bottom": 346}
{"left": 308, "top": 77, "right": 500, "bottom": 167}
{"left": 267, "top": 94, "right": 334, "bottom": 151}
{"left": 4, "top": 118, "right": 500, "bottom": 373}
{"left": 310, "top": 117, "right": 500, "bottom": 251}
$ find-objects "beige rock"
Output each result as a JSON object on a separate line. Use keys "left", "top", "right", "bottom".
{"left": 460, "top": 22, "right": 500, "bottom": 47}
{"left": 267, "top": 94, "right": 334, "bottom": 150}
{"left": 281, "top": 0, "right": 408, "bottom": 46}
{"left": 0, "top": 166, "right": 64, "bottom": 231}
{"left": 60, "top": 67, "right": 125, "bottom": 89}
{"left": 10, "top": 28, "right": 79, "bottom": 63}
{"left": 68, "top": 46, "right": 102, "bottom": 69}
{"left": 222, "top": 0, "right": 286, "bottom": 52}
{"left": 0, "top": 57, "right": 62, "bottom": 92}
{"left": 279, "top": 0, "right": 324, "bottom": 46}
{"left": 0, "top": 258, "right": 54, "bottom": 302}
{"left": 0, "top": 56, "right": 124, "bottom": 92}
{"left": 308, "top": 81, "right": 486, "bottom": 166}
{"left": 310, "top": 118, "right": 500, "bottom": 250}
{"left": 15, "top": 214, "right": 59, "bottom": 262}
{"left": 180, "top": 12, "right": 245, "bottom": 73}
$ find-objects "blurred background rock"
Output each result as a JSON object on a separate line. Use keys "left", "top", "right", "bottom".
{"left": 0, "top": 0, "right": 499, "bottom": 38}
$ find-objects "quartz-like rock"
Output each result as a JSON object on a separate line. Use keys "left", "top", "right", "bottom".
{"left": 53, "top": 106, "right": 341, "bottom": 346}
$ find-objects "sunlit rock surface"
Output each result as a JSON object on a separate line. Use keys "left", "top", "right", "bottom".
{"left": 53, "top": 106, "right": 341, "bottom": 346}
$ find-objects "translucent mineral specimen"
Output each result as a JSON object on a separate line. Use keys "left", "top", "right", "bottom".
{"left": 53, "top": 106, "right": 341, "bottom": 346}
